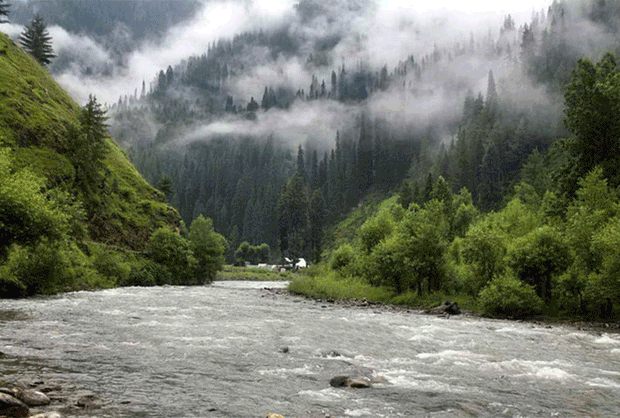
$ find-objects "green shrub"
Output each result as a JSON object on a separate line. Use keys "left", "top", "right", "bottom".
{"left": 89, "top": 244, "right": 131, "bottom": 286}
{"left": 507, "top": 225, "right": 571, "bottom": 303}
{"left": 459, "top": 222, "right": 507, "bottom": 296}
{"left": 288, "top": 271, "right": 394, "bottom": 302}
{"left": 358, "top": 208, "right": 394, "bottom": 254}
{"left": 147, "top": 227, "right": 197, "bottom": 285}
{"left": 0, "top": 240, "right": 99, "bottom": 296}
{"left": 554, "top": 269, "right": 587, "bottom": 314}
{"left": 189, "top": 216, "right": 226, "bottom": 283}
{"left": 479, "top": 273, "right": 544, "bottom": 318}
{"left": 122, "top": 260, "right": 160, "bottom": 287}
{"left": 330, "top": 244, "right": 356, "bottom": 272}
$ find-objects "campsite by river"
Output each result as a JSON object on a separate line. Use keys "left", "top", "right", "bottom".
{"left": 1, "top": 281, "right": 620, "bottom": 417}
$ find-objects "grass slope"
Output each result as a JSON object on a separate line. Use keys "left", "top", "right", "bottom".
{"left": 0, "top": 32, "right": 180, "bottom": 250}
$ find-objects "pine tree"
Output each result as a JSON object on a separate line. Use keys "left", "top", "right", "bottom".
{"left": 19, "top": 14, "right": 56, "bottom": 67}
{"left": 0, "top": 0, "right": 9, "bottom": 24}
{"left": 68, "top": 95, "right": 109, "bottom": 194}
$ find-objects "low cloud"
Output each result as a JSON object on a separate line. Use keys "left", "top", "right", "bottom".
{"left": 176, "top": 99, "right": 359, "bottom": 149}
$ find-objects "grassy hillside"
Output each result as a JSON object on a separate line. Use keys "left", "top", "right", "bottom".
{"left": 0, "top": 32, "right": 180, "bottom": 250}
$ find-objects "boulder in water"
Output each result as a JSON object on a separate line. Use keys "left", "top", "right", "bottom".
{"left": 442, "top": 300, "right": 461, "bottom": 315}
{"left": 329, "top": 376, "right": 372, "bottom": 388}
{"left": 426, "top": 300, "right": 461, "bottom": 315}
{"left": 76, "top": 394, "right": 103, "bottom": 409}
{"left": 0, "top": 392, "right": 29, "bottom": 417}
{"left": 15, "top": 389, "right": 51, "bottom": 406}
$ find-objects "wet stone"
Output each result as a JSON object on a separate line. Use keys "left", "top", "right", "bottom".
{"left": 30, "top": 413, "right": 62, "bottom": 418}
{"left": 0, "top": 392, "right": 29, "bottom": 417}
{"left": 76, "top": 394, "right": 103, "bottom": 409}
{"left": 16, "top": 389, "right": 51, "bottom": 406}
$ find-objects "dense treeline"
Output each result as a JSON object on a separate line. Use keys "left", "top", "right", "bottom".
{"left": 117, "top": 1, "right": 601, "bottom": 258}
{"left": 129, "top": 120, "right": 417, "bottom": 262}
{"left": 112, "top": 0, "right": 620, "bottom": 308}
{"left": 313, "top": 52, "right": 620, "bottom": 319}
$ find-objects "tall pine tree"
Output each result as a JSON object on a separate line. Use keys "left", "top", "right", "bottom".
{"left": 0, "top": 0, "right": 9, "bottom": 23}
{"left": 19, "top": 14, "right": 56, "bottom": 67}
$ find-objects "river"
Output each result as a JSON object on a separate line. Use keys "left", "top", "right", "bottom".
{"left": 1, "top": 281, "right": 619, "bottom": 417}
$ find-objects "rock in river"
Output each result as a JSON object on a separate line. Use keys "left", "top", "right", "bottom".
{"left": 329, "top": 376, "right": 372, "bottom": 388}
{"left": 76, "top": 394, "right": 103, "bottom": 409}
{"left": 15, "top": 389, "right": 51, "bottom": 406}
{"left": 0, "top": 392, "right": 29, "bottom": 417}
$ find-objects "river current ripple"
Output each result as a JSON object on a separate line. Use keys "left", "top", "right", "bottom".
{"left": 1, "top": 281, "right": 620, "bottom": 417}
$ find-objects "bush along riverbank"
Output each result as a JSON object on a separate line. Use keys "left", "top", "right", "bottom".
{"left": 287, "top": 265, "right": 620, "bottom": 332}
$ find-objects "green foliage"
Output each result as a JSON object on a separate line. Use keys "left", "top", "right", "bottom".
{"left": 122, "top": 260, "right": 161, "bottom": 287}
{"left": 147, "top": 227, "right": 197, "bottom": 285}
{"left": 87, "top": 243, "right": 132, "bottom": 287}
{"left": 581, "top": 217, "right": 620, "bottom": 317}
{"left": 559, "top": 53, "right": 620, "bottom": 195}
{"left": 457, "top": 221, "right": 507, "bottom": 295}
{"left": 156, "top": 176, "right": 174, "bottom": 200}
{"left": 67, "top": 95, "right": 109, "bottom": 197}
{"left": 216, "top": 265, "right": 290, "bottom": 281}
{"left": 0, "top": 148, "right": 69, "bottom": 259}
{"left": 507, "top": 226, "right": 572, "bottom": 303}
{"left": 277, "top": 173, "right": 308, "bottom": 257}
{"left": 289, "top": 266, "right": 395, "bottom": 302}
{"left": 565, "top": 168, "right": 618, "bottom": 272}
{"left": 189, "top": 215, "right": 226, "bottom": 283}
{"left": 234, "top": 241, "right": 271, "bottom": 265}
{"left": 367, "top": 201, "right": 449, "bottom": 294}
{"left": 479, "top": 273, "right": 544, "bottom": 318}
{"left": 358, "top": 206, "right": 395, "bottom": 254}
{"left": 0, "top": 240, "right": 99, "bottom": 297}
{"left": 329, "top": 243, "right": 357, "bottom": 273}
{"left": 19, "top": 14, "right": 56, "bottom": 67}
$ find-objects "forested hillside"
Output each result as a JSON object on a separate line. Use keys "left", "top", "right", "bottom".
{"left": 289, "top": 48, "right": 620, "bottom": 320}
{"left": 106, "top": 0, "right": 614, "bottom": 264}
{"left": 0, "top": 31, "right": 224, "bottom": 297}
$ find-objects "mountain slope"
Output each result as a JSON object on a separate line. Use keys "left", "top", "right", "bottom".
{"left": 0, "top": 31, "right": 180, "bottom": 250}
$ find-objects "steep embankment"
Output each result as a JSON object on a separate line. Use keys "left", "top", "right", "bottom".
{"left": 0, "top": 32, "right": 180, "bottom": 250}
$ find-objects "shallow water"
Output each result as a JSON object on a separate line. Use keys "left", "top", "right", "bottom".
{"left": 1, "top": 281, "right": 619, "bottom": 417}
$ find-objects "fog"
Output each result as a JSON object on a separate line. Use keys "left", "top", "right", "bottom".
{"left": 1, "top": 0, "right": 594, "bottom": 149}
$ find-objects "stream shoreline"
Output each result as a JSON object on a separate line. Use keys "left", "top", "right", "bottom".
{"left": 262, "top": 285, "right": 620, "bottom": 334}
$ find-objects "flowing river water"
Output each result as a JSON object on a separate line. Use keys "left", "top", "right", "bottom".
{"left": 1, "top": 281, "right": 620, "bottom": 418}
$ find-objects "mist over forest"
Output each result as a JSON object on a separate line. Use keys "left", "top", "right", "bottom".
{"left": 3, "top": 0, "right": 620, "bottom": 255}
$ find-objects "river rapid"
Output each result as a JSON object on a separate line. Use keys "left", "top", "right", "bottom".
{"left": 1, "top": 281, "right": 619, "bottom": 418}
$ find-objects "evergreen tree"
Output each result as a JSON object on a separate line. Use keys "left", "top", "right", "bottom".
{"left": 19, "top": 14, "right": 56, "bottom": 67}
{"left": 0, "top": 0, "right": 9, "bottom": 23}
{"left": 308, "top": 190, "right": 325, "bottom": 262}
{"left": 277, "top": 173, "right": 308, "bottom": 258}
{"left": 296, "top": 144, "right": 305, "bottom": 179}
{"left": 562, "top": 52, "right": 620, "bottom": 189}
{"left": 68, "top": 95, "right": 109, "bottom": 195}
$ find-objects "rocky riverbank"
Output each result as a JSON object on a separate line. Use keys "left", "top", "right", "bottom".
{"left": 0, "top": 374, "right": 104, "bottom": 418}
{"left": 263, "top": 286, "right": 620, "bottom": 334}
